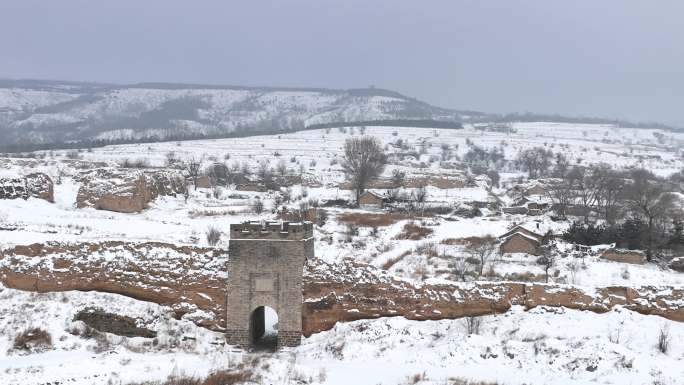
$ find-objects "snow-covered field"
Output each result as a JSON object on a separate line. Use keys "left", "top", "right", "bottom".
{"left": 1, "top": 285, "right": 682, "bottom": 385}
{"left": 1, "top": 122, "right": 683, "bottom": 384}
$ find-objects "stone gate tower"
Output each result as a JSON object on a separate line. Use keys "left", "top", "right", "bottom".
{"left": 225, "top": 221, "right": 314, "bottom": 348}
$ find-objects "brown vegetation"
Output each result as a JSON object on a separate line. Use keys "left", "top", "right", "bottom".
{"left": 441, "top": 236, "right": 488, "bottom": 246}
{"left": 12, "top": 327, "right": 52, "bottom": 352}
{"left": 381, "top": 250, "right": 411, "bottom": 270}
{"left": 395, "top": 223, "right": 433, "bottom": 240}
{"left": 337, "top": 212, "right": 417, "bottom": 227}
{"left": 125, "top": 370, "right": 255, "bottom": 385}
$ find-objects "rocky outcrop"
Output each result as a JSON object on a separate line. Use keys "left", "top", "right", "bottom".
{"left": 670, "top": 257, "right": 684, "bottom": 272}
{"left": 1, "top": 242, "right": 683, "bottom": 336}
{"left": 0, "top": 173, "right": 54, "bottom": 202}
{"left": 76, "top": 168, "right": 186, "bottom": 213}
{"left": 75, "top": 308, "right": 157, "bottom": 338}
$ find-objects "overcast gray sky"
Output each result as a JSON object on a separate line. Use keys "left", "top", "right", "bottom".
{"left": 1, "top": 0, "right": 683, "bottom": 126}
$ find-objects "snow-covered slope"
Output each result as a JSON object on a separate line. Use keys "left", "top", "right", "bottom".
{"left": 1, "top": 285, "right": 683, "bottom": 385}
{"left": 0, "top": 80, "right": 462, "bottom": 150}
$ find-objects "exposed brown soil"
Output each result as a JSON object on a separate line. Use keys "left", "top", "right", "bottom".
{"left": 337, "top": 212, "right": 426, "bottom": 227}
{"left": 0, "top": 241, "right": 227, "bottom": 330}
{"left": 1, "top": 241, "right": 683, "bottom": 338}
{"left": 302, "top": 259, "right": 684, "bottom": 336}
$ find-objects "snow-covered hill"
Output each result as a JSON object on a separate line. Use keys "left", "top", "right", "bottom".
{"left": 0, "top": 80, "right": 465, "bottom": 151}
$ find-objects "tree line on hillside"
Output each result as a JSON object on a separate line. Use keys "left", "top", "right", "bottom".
{"left": 305, "top": 119, "right": 463, "bottom": 130}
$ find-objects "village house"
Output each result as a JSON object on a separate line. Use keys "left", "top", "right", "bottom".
{"left": 358, "top": 190, "right": 386, "bottom": 209}
{"left": 498, "top": 225, "right": 545, "bottom": 255}
{"left": 525, "top": 183, "right": 547, "bottom": 196}
{"left": 503, "top": 196, "right": 550, "bottom": 216}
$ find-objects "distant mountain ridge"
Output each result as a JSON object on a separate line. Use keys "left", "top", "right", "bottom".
{"left": 0, "top": 79, "right": 474, "bottom": 152}
{"left": 0, "top": 79, "right": 677, "bottom": 152}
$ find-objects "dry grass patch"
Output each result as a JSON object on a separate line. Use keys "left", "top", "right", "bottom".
{"left": 498, "top": 271, "right": 546, "bottom": 282}
{"left": 382, "top": 250, "right": 411, "bottom": 270}
{"left": 188, "top": 209, "right": 237, "bottom": 218}
{"left": 126, "top": 370, "right": 256, "bottom": 385}
{"left": 337, "top": 212, "right": 417, "bottom": 227}
{"left": 441, "top": 236, "right": 492, "bottom": 246}
{"left": 395, "top": 223, "right": 433, "bottom": 240}
{"left": 448, "top": 379, "right": 501, "bottom": 385}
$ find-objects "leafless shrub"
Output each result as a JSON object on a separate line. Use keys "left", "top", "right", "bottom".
{"left": 415, "top": 241, "right": 439, "bottom": 258}
{"left": 65, "top": 150, "right": 81, "bottom": 159}
{"left": 326, "top": 339, "right": 346, "bottom": 359}
{"left": 92, "top": 331, "right": 112, "bottom": 353}
{"left": 123, "top": 369, "right": 256, "bottom": 385}
{"left": 609, "top": 321, "right": 624, "bottom": 344}
{"left": 621, "top": 267, "right": 630, "bottom": 280}
{"left": 413, "top": 262, "right": 429, "bottom": 280}
{"left": 382, "top": 250, "right": 411, "bottom": 270}
{"left": 464, "top": 316, "right": 482, "bottom": 335}
{"left": 290, "top": 369, "right": 313, "bottom": 384}
{"left": 251, "top": 199, "right": 264, "bottom": 214}
{"left": 120, "top": 158, "right": 151, "bottom": 168}
{"left": 657, "top": 326, "right": 670, "bottom": 354}
{"left": 406, "top": 372, "right": 427, "bottom": 384}
{"left": 342, "top": 225, "right": 357, "bottom": 243}
{"left": 447, "top": 378, "right": 501, "bottom": 385}
{"left": 206, "top": 227, "right": 222, "bottom": 246}
{"left": 12, "top": 327, "right": 52, "bottom": 352}
{"left": 317, "top": 368, "right": 327, "bottom": 383}
{"left": 395, "top": 223, "right": 433, "bottom": 240}
{"left": 211, "top": 186, "right": 222, "bottom": 199}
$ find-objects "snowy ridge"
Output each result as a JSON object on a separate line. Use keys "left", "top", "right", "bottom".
{"left": 0, "top": 80, "right": 462, "bottom": 150}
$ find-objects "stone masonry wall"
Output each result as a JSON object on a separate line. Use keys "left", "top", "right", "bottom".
{"left": 226, "top": 222, "right": 313, "bottom": 348}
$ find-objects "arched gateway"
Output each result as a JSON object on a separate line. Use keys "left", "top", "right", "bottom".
{"left": 225, "top": 221, "right": 314, "bottom": 349}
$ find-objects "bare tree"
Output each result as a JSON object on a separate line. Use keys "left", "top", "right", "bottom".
{"left": 546, "top": 178, "right": 575, "bottom": 219}
{"left": 341, "top": 136, "right": 387, "bottom": 205}
{"left": 466, "top": 236, "right": 498, "bottom": 276}
{"left": 206, "top": 226, "right": 221, "bottom": 246}
{"left": 570, "top": 166, "right": 602, "bottom": 223}
{"left": 276, "top": 160, "right": 287, "bottom": 176}
{"left": 251, "top": 199, "right": 264, "bottom": 214}
{"left": 391, "top": 169, "right": 406, "bottom": 188}
{"left": 412, "top": 185, "right": 427, "bottom": 204}
{"left": 624, "top": 169, "right": 678, "bottom": 260}
{"left": 165, "top": 151, "right": 179, "bottom": 168}
{"left": 515, "top": 147, "right": 553, "bottom": 179}
{"left": 240, "top": 162, "right": 251, "bottom": 177}
{"left": 182, "top": 158, "right": 202, "bottom": 188}
{"left": 538, "top": 242, "right": 556, "bottom": 283}
{"left": 595, "top": 169, "right": 626, "bottom": 225}
{"left": 257, "top": 160, "right": 273, "bottom": 185}
{"left": 452, "top": 257, "right": 470, "bottom": 282}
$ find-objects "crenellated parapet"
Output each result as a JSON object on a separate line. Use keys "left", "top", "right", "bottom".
{"left": 229, "top": 221, "right": 313, "bottom": 240}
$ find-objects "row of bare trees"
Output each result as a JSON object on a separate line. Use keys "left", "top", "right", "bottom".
{"left": 548, "top": 164, "right": 683, "bottom": 260}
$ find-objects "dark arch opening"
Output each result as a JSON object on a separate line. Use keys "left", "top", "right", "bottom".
{"left": 250, "top": 305, "right": 278, "bottom": 351}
